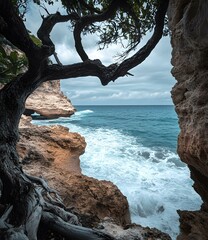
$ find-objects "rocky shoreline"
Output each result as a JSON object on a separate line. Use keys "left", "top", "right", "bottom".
{"left": 18, "top": 81, "right": 171, "bottom": 239}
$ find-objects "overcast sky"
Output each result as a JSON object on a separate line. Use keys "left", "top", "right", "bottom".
{"left": 26, "top": 2, "right": 175, "bottom": 106}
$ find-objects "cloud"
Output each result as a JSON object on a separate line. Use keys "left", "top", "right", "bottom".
{"left": 25, "top": 2, "right": 174, "bottom": 105}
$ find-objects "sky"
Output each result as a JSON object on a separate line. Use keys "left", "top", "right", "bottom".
{"left": 25, "top": 2, "right": 175, "bottom": 105}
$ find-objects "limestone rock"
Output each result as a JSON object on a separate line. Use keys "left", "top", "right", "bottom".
{"left": 24, "top": 161, "right": 170, "bottom": 239}
{"left": 18, "top": 117, "right": 171, "bottom": 239}
{"left": 100, "top": 221, "right": 171, "bottom": 240}
{"left": 177, "top": 210, "right": 208, "bottom": 240}
{"left": 25, "top": 80, "right": 75, "bottom": 119}
{"left": 25, "top": 167, "right": 131, "bottom": 229}
{"left": 25, "top": 163, "right": 131, "bottom": 229}
{"left": 19, "top": 116, "right": 131, "bottom": 228}
{"left": 168, "top": 0, "right": 208, "bottom": 238}
{"left": 53, "top": 174, "right": 131, "bottom": 228}
{"left": 18, "top": 115, "right": 85, "bottom": 173}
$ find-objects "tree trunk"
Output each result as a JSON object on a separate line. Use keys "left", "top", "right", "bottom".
{"left": 0, "top": 77, "right": 115, "bottom": 240}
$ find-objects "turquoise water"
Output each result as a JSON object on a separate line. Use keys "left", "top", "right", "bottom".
{"left": 69, "top": 105, "right": 178, "bottom": 150}
{"left": 32, "top": 105, "right": 202, "bottom": 239}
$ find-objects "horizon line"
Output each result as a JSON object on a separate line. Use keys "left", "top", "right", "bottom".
{"left": 74, "top": 104, "right": 174, "bottom": 106}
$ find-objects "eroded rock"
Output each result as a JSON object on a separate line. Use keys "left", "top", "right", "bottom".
{"left": 168, "top": 0, "right": 208, "bottom": 238}
{"left": 18, "top": 115, "right": 85, "bottom": 173}
{"left": 100, "top": 222, "right": 171, "bottom": 240}
{"left": 18, "top": 116, "right": 131, "bottom": 229}
{"left": 25, "top": 168, "right": 131, "bottom": 228}
{"left": 177, "top": 210, "right": 208, "bottom": 240}
{"left": 18, "top": 114, "right": 172, "bottom": 239}
{"left": 25, "top": 80, "right": 75, "bottom": 119}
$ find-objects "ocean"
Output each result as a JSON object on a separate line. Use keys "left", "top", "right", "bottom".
{"left": 32, "top": 105, "right": 202, "bottom": 239}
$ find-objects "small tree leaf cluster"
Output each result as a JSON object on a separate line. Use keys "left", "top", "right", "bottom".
{"left": 60, "top": 0, "right": 160, "bottom": 55}
{"left": 14, "top": 0, "right": 167, "bottom": 59}
{"left": 0, "top": 34, "right": 42, "bottom": 84}
{"left": 0, "top": 41, "right": 27, "bottom": 84}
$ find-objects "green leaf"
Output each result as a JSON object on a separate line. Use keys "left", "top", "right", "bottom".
{"left": 30, "top": 34, "right": 42, "bottom": 47}
{"left": 10, "top": 51, "right": 18, "bottom": 63}
{"left": 0, "top": 45, "right": 7, "bottom": 58}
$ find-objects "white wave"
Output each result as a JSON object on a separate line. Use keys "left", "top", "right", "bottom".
{"left": 74, "top": 109, "right": 94, "bottom": 116}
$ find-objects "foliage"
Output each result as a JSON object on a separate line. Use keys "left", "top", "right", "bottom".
{"left": 33, "top": 0, "right": 57, "bottom": 5}
{"left": 0, "top": 32, "right": 44, "bottom": 84}
{"left": 2, "top": 0, "right": 169, "bottom": 84}
{"left": 11, "top": 0, "right": 168, "bottom": 59}
{"left": 0, "top": 43, "right": 27, "bottom": 84}
{"left": 61, "top": 0, "right": 161, "bottom": 54}
{"left": 16, "top": 0, "right": 167, "bottom": 59}
{"left": 30, "top": 34, "right": 42, "bottom": 47}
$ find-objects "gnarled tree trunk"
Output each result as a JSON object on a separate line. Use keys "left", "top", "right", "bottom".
{"left": 0, "top": 77, "right": 115, "bottom": 239}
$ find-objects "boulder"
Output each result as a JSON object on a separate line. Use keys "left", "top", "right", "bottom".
{"left": 25, "top": 80, "right": 75, "bottom": 119}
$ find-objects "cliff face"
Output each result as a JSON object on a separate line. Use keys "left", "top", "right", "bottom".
{"left": 18, "top": 116, "right": 170, "bottom": 239}
{"left": 25, "top": 80, "right": 75, "bottom": 118}
{"left": 168, "top": 0, "right": 208, "bottom": 238}
{"left": 18, "top": 115, "right": 85, "bottom": 173}
{"left": 18, "top": 116, "right": 132, "bottom": 230}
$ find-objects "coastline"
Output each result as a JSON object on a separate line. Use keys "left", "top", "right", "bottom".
{"left": 17, "top": 81, "right": 171, "bottom": 239}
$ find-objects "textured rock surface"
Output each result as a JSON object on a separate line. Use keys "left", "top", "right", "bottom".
{"left": 100, "top": 222, "right": 171, "bottom": 240}
{"left": 168, "top": 0, "right": 208, "bottom": 238}
{"left": 18, "top": 115, "right": 171, "bottom": 239}
{"left": 177, "top": 210, "right": 208, "bottom": 240}
{"left": 25, "top": 161, "right": 171, "bottom": 239}
{"left": 25, "top": 168, "right": 131, "bottom": 229}
{"left": 18, "top": 115, "right": 85, "bottom": 173}
{"left": 25, "top": 80, "right": 75, "bottom": 118}
{"left": 19, "top": 116, "right": 132, "bottom": 229}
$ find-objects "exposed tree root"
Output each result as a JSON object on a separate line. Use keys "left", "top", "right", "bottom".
{"left": 41, "top": 212, "right": 114, "bottom": 240}
{"left": 0, "top": 172, "right": 115, "bottom": 240}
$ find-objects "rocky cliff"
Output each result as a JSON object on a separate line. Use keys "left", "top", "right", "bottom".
{"left": 18, "top": 115, "right": 85, "bottom": 173}
{"left": 168, "top": 0, "right": 208, "bottom": 238}
{"left": 18, "top": 114, "right": 170, "bottom": 239}
{"left": 25, "top": 80, "right": 75, "bottom": 118}
{"left": 18, "top": 116, "right": 132, "bottom": 233}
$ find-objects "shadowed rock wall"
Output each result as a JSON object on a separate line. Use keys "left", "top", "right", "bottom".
{"left": 168, "top": 0, "right": 208, "bottom": 238}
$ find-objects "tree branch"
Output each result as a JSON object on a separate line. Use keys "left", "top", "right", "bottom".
{"left": 73, "top": 0, "right": 120, "bottom": 61}
{"left": 109, "top": 0, "right": 169, "bottom": 83}
{"left": 43, "top": 0, "right": 169, "bottom": 86}
{"left": 0, "top": 0, "right": 52, "bottom": 64}
{"left": 42, "top": 60, "right": 118, "bottom": 85}
{"left": 78, "top": 0, "right": 102, "bottom": 14}
{"left": 37, "top": 12, "right": 79, "bottom": 47}
{"left": 37, "top": 12, "right": 79, "bottom": 65}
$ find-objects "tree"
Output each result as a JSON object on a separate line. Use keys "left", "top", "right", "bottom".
{"left": 0, "top": 0, "right": 169, "bottom": 239}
